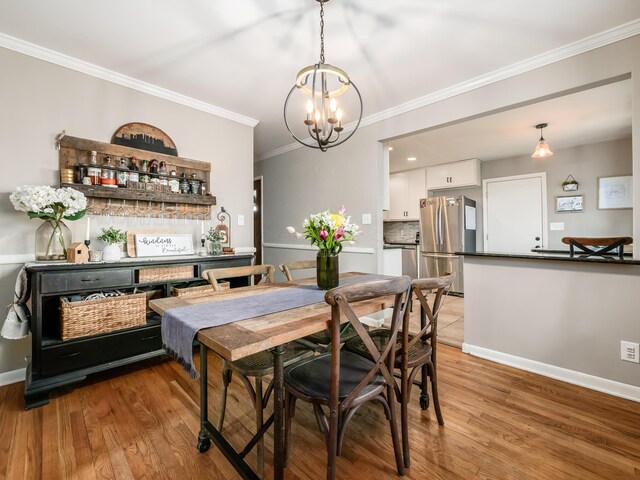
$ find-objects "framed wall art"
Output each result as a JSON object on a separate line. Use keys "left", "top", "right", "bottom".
{"left": 555, "top": 194, "right": 583, "bottom": 213}
{"left": 598, "top": 175, "right": 632, "bottom": 210}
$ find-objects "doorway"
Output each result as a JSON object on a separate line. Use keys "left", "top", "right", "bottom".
{"left": 483, "top": 173, "right": 547, "bottom": 253}
{"left": 253, "top": 177, "right": 263, "bottom": 277}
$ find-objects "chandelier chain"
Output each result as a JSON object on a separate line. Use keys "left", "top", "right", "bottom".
{"left": 319, "top": 1, "right": 325, "bottom": 63}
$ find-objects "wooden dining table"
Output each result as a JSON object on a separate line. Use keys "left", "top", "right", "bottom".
{"left": 149, "top": 272, "right": 393, "bottom": 480}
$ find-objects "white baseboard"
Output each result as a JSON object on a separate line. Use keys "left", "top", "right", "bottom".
{"left": 0, "top": 368, "right": 26, "bottom": 387}
{"left": 462, "top": 343, "right": 640, "bottom": 403}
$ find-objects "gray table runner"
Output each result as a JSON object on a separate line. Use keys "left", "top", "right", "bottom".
{"left": 162, "top": 274, "right": 386, "bottom": 378}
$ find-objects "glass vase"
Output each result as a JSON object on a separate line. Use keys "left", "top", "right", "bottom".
{"left": 207, "top": 241, "right": 222, "bottom": 255}
{"left": 316, "top": 250, "right": 339, "bottom": 290}
{"left": 35, "top": 219, "right": 72, "bottom": 261}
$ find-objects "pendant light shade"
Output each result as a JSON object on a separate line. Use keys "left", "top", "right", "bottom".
{"left": 532, "top": 123, "right": 554, "bottom": 159}
{"left": 283, "top": 0, "right": 363, "bottom": 152}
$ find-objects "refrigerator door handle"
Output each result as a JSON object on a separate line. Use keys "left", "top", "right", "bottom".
{"left": 436, "top": 204, "right": 443, "bottom": 247}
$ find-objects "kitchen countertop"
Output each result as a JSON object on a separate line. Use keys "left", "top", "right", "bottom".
{"left": 383, "top": 244, "right": 405, "bottom": 250}
{"left": 458, "top": 251, "right": 640, "bottom": 265}
{"left": 384, "top": 241, "right": 419, "bottom": 247}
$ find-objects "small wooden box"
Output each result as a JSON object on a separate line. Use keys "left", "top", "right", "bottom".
{"left": 66, "top": 242, "right": 90, "bottom": 263}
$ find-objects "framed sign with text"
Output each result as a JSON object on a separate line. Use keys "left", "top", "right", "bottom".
{"left": 135, "top": 234, "right": 194, "bottom": 257}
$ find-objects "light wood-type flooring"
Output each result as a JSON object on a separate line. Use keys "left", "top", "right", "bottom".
{"left": 2, "top": 341, "right": 640, "bottom": 479}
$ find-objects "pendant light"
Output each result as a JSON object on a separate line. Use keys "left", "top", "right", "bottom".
{"left": 532, "top": 123, "right": 554, "bottom": 159}
{"left": 283, "top": 0, "right": 363, "bottom": 152}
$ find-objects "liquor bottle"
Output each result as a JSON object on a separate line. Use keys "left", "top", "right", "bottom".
{"left": 158, "top": 161, "right": 168, "bottom": 186}
{"left": 87, "top": 150, "right": 101, "bottom": 185}
{"left": 179, "top": 173, "right": 190, "bottom": 194}
{"left": 116, "top": 158, "right": 129, "bottom": 188}
{"left": 128, "top": 157, "right": 140, "bottom": 183}
{"left": 74, "top": 162, "right": 85, "bottom": 184}
{"left": 140, "top": 159, "right": 150, "bottom": 183}
{"left": 100, "top": 156, "right": 117, "bottom": 187}
{"left": 168, "top": 170, "right": 180, "bottom": 193}
{"left": 149, "top": 160, "right": 160, "bottom": 184}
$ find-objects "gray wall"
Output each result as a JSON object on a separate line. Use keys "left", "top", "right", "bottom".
{"left": 0, "top": 47, "right": 255, "bottom": 376}
{"left": 430, "top": 137, "right": 632, "bottom": 250}
{"left": 257, "top": 35, "right": 640, "bottom": 389}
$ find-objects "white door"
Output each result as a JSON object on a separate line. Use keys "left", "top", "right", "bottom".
{"left": 484, "top": 173, "right": 547, "bottom": 253}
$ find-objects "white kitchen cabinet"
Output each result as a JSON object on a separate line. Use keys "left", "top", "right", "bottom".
{"left": 426, "top": 158, "right": 481, "bottom": 190}
{"left": 382, "top": 248, "right": 402, "bottom": 276}
{"left": 388, "top": 169, "right": 426, "bottom": 220}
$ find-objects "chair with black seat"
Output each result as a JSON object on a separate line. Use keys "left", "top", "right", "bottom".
{"left": 284, "top": 275, "right": 411, "bottom": 480}
{"left": 344, "top": 275, "right": 453, "bottom": 468}
{"left": 279, "top": 260, "right": 360, "bottom": 352}
{"left": 201, "top": 264, "right": 315, "bottom": 478}
{"left": 562, "top": 236, "right": 632, "bottom": 259}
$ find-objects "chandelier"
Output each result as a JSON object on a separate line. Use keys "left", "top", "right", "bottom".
{"left": 284, "top": 0, "right": 363, "bottom": 152}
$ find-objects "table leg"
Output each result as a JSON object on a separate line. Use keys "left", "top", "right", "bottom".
{"left": 197, "top": 343, "right": 212, "bottom": 453}
{"left": 272, "top": 344, "right": 286, "bottom": 480}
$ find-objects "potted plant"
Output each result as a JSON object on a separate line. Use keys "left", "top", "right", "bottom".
{"left": 286, "top": 206, "right": 361, "bottom": 289}
{"left": 205, "top": 227, "right": 225, "bottom": 255}
{"left": 97, "top": 227, "right": 127, "bottom": 261}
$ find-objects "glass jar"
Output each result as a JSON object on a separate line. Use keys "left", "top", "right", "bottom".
{"left": 128, "top": 157, "right": 140, "bottom": 183}
{"left": 116, "top": 158, "right": 129, "bottom": 188}
{"left": 87, "top": 150, "right": 101, "bottom": 185}
{"left": 158, "top": 161, "right": 168, "bottom": 186}
{"left": 316, "top": 250, "right": 339, "bottom": 290}
{"left": 180, "top": 173, "right": 190, "bottom": 194}
{"left": 189, "top": 173, "right": 201, "bottom": 195}
{"left": 140, "top": 159, "right": 150, "bottom": 183}
{"left": 100, "top": 156, "right": 117, "bottom": 187}
{"left": 168, "top": 170, "right": 180, "bottom": 193}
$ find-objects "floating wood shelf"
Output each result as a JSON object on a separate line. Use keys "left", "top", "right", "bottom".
{"left": 58, "top": 133, "right": 216, "bottom": 218}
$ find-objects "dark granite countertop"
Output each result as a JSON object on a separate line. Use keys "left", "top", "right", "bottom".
{"left": 384, "top": 241, "right": 419, "bottom": 246}
{"left": 458, "top": 251, "right": 640, "bottom": 265}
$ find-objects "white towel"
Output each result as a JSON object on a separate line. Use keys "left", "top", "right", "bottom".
{"left": 1, "top": 267, "right": 31, "bottom": 340}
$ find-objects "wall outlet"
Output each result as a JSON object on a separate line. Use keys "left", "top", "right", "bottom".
{"left": 362, "top": 213, "right": 372, "bottom": 225}
{"left": 237, "top": 214, "right": 245, "bottom": 226}
{"left": 621, "top": 341, "right": 640, "bottom": 363}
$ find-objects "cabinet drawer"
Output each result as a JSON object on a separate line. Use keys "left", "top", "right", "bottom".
{"left": 40, "top": 324, "right": 162, "bottom": 376}
{"left": 40, "top": 268, "right": 133, "bottom": 294}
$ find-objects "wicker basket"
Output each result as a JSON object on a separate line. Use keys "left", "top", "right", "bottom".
{"left": 60, "top": 293, "right": 147, "bottom": 340}
{"left": 172, "top": 281, "right": 229, "bottom": 297}
{"left": 137, "top": 265, "right": 194, "bottom": 283}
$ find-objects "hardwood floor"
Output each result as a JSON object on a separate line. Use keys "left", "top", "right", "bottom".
{"left": 1, "top": 345, "right": 639, "bottom": 479}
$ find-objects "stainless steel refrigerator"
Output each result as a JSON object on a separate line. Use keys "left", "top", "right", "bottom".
{"left": 419, "top": 195, "right": 476, "bottom": 293}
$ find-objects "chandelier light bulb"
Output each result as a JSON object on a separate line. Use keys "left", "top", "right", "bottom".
{"left": 306, "top": 100, "right": 314, "bottom": 114}
{"left": 329, "top": 98, "right": 337, "bottom": 112}
{"left": 336, "top": 108, "right": 343, "bottom": 121}
{"left": 315, "top": 110, "right": 321, "bottom": 122}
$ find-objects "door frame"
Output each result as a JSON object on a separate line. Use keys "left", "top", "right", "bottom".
{"left": 253, "top": 175, "right": 263, "bottom": 268}
{"left": 482, "top": 172, "right": 548, "bottom": 252}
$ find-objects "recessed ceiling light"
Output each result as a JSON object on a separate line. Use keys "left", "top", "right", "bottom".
{"left": 388, "top": 146, "right": 394, "bottom": 151}
{"left": 407, "top": 157, "right": 417, "bottom": 161}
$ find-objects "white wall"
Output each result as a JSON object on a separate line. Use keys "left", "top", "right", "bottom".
{"left": 0, "top": 47, "right": 255, "bottom": 376}
{"left": 464, "top": 256, "right": 640, "bottom": 394}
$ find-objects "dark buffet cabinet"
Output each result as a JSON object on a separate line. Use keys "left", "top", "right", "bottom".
{"left": 25, "top": 254, "right": 253, "bottom": 408}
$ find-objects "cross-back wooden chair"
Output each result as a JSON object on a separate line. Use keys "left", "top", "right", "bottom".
{"left": 284, "top": 276, "right": 411, "bottom": 480}
{"left": 344, "top": 275, "right": 453, "bottom": 468}
{"left": 279, "top": 260, "right": 360, "bottom": 352}
{"left": 200, "top": 264, "right": 314, "bottom": 477}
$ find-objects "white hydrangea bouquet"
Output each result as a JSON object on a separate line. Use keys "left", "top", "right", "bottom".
{"left": 10, "top": 186, "right": 87, "bottom": 260}
{"left": 287, "top": 205, "right": 361, "bottom": 254}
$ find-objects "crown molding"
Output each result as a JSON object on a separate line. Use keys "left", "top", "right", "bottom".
{"left": 0, "top": 33, "right": 260, "bottom": 128}
{"left": 257, "top": 18, "right": 640, "bottom": 161}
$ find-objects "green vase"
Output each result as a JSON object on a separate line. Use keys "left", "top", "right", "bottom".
{"left": 317, "top": 250, "right": 339, "bottom": 290}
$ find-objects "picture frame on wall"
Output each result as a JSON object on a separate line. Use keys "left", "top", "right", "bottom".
{"left": 598, "top": 175, "right": 632, "bottom": 210}
{"left": 556, "top": 194, "right": 583, "bottom": 213}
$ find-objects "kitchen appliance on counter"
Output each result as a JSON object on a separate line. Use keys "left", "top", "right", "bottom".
{"left": 419, "top": 195, "right": 476, "bottom": 293}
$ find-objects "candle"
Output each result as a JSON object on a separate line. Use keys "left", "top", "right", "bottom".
{"left": 85, "top": 216, "right": 91, "bottom": 241}
{"left": 201, "top": 220, "right": 205, "bottom": 236}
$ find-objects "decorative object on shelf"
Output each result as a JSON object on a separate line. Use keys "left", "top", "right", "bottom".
{"left": 111, "top": 122, "right": 178, "bottom": 156}
{"left": 134, "top": 233, "right": 195, "bottom": 257}
{"left": 283, "top": 0, "right": 363, "bottom": 152}
{"left": 531, "top": 122, "right": 554, "bottom": 159}
{"left": 562, "top": 175, "right": 579, "bottom": 191}
{"left": 205, "top": 227, "right": 225, "bottom": 255}
{"left": 66, "top": 242, "right": 90, "bottom": 263}
{"left": 287, "top": 205, "right": 361, "bottom": 289}
{"left": 216, "top": 207, "right": 231, "bottom": 249}
{"left": 88, "top": 249, "right": 102, "bottom": 262}
{"left": 97, "top": 227, "right": 127, "bottom": 261}
{"left": 555, "top": 194, "right": 583, "bottom": 213}
{"left": 597, "top": 175, "right": 633, "bottom": 210}
{"left": 10, "top": 185, "right": 87, "bottom": 261}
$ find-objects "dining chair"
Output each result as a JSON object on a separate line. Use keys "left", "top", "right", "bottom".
{"left": 278, "top": 260, "right": 359, "bottom": 352}
{"left": 284, "top": 276, "right": 412, "bottom": 480}
{"left": 343, "top": 275, "right": 453, "bottom": 468}
{"left": 201, "top": 264, "right": 315, "bottom": 478}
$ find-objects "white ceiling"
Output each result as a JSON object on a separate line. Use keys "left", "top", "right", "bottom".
{"left": 387, "top": 79, "right": 633, "bottom": 172}
{"left": 0, "top": 1, "right": 639, "bottom": 158}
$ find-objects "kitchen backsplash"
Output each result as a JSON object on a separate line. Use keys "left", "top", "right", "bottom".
{"left": 383, "top": 221, "right": 419, "bottom": 244}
